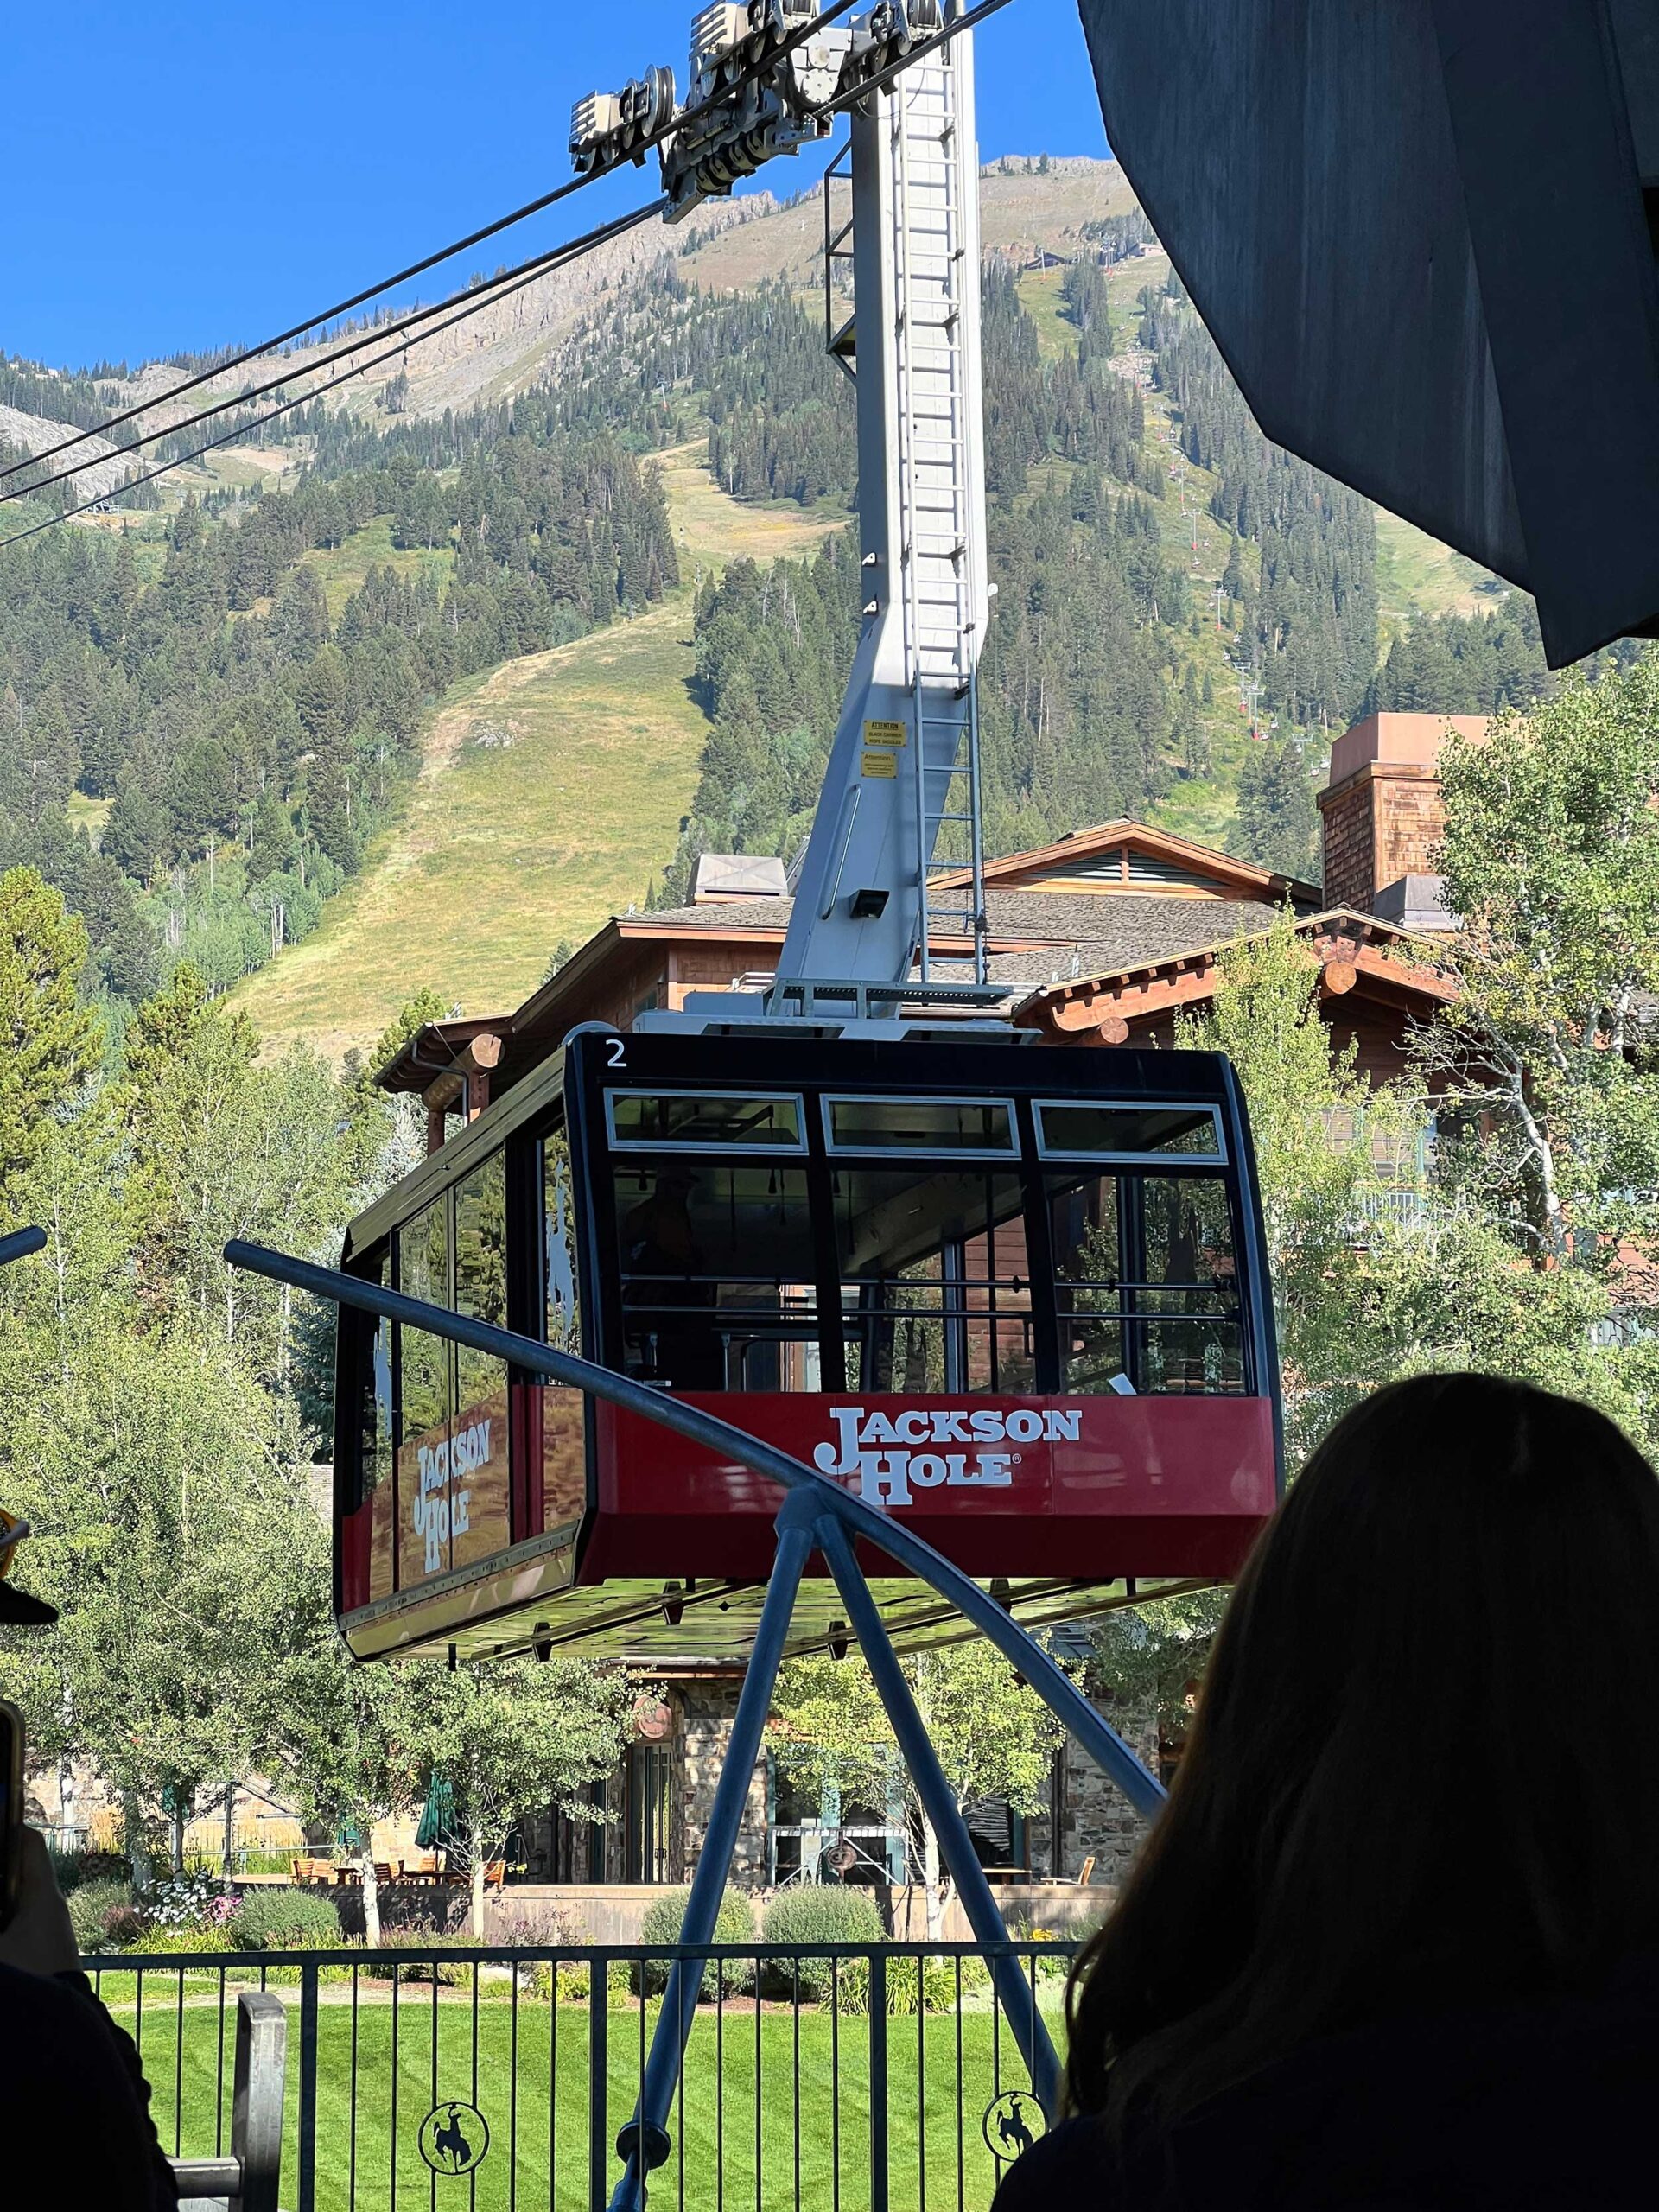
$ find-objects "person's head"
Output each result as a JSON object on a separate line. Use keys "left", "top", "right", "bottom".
{"left": 1065, "top": 1371, "right": 1659, "bottom": 2127}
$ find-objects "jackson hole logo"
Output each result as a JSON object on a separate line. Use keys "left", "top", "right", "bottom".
{"left": 411, "top": 1418, "right": 493, "bottom": 1572}
{"left": 812, "top": 1405, "right": 1080, "bottom": 1509}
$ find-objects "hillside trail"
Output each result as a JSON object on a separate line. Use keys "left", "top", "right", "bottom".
{"left": 234, "top": 442, "right": 843, "bottom": 1064}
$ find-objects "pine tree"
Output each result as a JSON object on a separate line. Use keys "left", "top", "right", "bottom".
{"left": 1234, "top": 739, "right": 1319, "bottom": 878}
{"left": 0, "top": 867, "right": 103, "bottom": 1198}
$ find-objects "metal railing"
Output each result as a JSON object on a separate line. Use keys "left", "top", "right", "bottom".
{"left": 90, "top": 1936, "right": 1077, "bottom": 2212}
{"left": 225, "top": 1236, "right": 1163, "bottom": 2212}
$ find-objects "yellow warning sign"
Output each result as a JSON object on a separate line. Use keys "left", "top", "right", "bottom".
{"left": 861, "top": 749, "right": 899, "bottom": 779}
{"left": 862, "top": 719, "right": 907, "bottom": 748}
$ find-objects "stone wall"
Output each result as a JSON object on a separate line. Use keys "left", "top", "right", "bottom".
{"left": 521, "top": 1681, "right": 1154, "bottom": 1902}
{"left": 678, "top": 1681, "right": 771, "bottom": 1887}
{"left": 1034, "top": 1700, "right": 1158, "bottom": 1890}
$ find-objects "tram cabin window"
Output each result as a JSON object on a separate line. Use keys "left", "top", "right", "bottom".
{"left": 1034, "top": 1101, "right": 1224, "bottom": 1161}
{"left": 349, "top": 1248, "right": 397, "bottom": 1605}
{"left": 608, "top": 1091, "right": 818, "bottom": 1392}
{"left": 608, "top": 1091, "right": 804, "bottom": 1150}
{"left": 1047, "top": 1170, "right": 1243, "bottom": 1395}
{"left": 396, "top": 1198, "right": 452, "bottom": 1585}
{"left": 834, "top": 1164, "right": 1034, "bottom": 1393}
{"left": 825, "top": 1095, "right": 1014, "bottom": 1155}
{"left": 453, "top": 1154, "right": 512, "bottom": 1574}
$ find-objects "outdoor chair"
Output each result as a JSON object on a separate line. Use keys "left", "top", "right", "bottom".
{"left": 170, "top": 1989, "right": 285, "bottom": 2212}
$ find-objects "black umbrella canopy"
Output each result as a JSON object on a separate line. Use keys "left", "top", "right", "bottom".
{"left": 1076, "top": 0, "right": 1659, "bottom": 668}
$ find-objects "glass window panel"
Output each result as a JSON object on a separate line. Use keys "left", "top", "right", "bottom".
{"left": 607, "top": 1092, "right": 803, "bottom": 1149}
{"left": 826, "top": 1096, "right": 1015, "bottom": 1154}
{"left": 625, "top": 1745, "right": 675, "bottom": 1884}
{"left": 1046, "top": 1173, "right": 1127, "bottom": 1392}
{"left": 541, "top": 1129, "right": 589, "bottom": 1526}
{"left": 1038, "top": 1102, "right": 1222, "bottom": 1159}
{"left": 834, "top": 1167, "right": 1033, "bottom": 1393}
{"left": 544, "top": 1130, "right": 581, "bottom": 1352}
{"left": 453, "top": 1155, "right": 511, "bottom": 1572}
{"left": 350, "top": 1246, "right": 397, "bottom": 1605}
{"left": 1047, "top": 1171, "right": 1244, "bottom": 1395}
{"left": 367, "top": 1314, "right": 395, "bottom": 1603}
{"left": 613, "top": 1160, "right": 818, "bottom": 1389}
{"left": 397, "top": 1200, "right": 453, "bottom": 1585}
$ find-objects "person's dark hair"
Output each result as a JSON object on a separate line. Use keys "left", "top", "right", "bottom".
{"left": 1065, "top": 1372, "right": 1659, "bottom": 2130}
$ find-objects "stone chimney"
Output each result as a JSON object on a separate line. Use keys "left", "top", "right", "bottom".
{"left": 1319, "top": 712, "right": 1491, "bottom": 922}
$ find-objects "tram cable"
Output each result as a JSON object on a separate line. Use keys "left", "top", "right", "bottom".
{"left": 810, "top": 0, "right": 1018, "bottom": 118}
{"left": 0, "top": 196, "right": 665, "bottom": 512}
{"left": 0, "top": 0, "right": 866, "bottom": 500}
{"left": 0, "top": 200, "right": 664, "bottom": 551}
{"left": 1, "top": 0, "right": 1018, "bottom": 541}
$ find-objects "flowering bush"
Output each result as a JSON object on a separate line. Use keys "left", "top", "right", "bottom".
{"left": 140, "top": 1874, "right": 226, "bottom": 1929}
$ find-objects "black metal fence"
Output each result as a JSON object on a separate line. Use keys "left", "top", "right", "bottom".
{"left": 87, "top": 1937, "right": 1077, "bottom": 2211}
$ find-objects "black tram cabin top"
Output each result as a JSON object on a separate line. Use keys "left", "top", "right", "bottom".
{"left": 334, "top": 1027, "right": 1282, "bottom": 1665}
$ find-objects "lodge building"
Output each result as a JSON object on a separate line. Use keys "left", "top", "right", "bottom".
{"left": 366, "top": 712, "right": 1471, "bottom": 1923}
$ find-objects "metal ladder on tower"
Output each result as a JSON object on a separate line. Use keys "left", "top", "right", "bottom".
{"left": 890, "top": 38, "right": 988, "bottom": 988}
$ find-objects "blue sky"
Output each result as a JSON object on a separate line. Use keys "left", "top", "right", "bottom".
{"left": 2, "top": 1, "right": 1107, "bottom": 371}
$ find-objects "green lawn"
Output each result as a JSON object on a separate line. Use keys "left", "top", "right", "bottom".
{"left": 99, "top": 1973, "right": 1058, "bottom": 2209}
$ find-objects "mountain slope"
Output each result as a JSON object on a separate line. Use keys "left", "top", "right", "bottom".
{"left": 0, "top": 161, "right": 1549, "bottom": 1066}
{"left": 232, "top": 441, "right": 839, "bottom": 1057}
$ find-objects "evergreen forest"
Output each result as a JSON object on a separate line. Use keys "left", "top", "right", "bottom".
{"left": 0, "top": 208, "right": 1576, "bottom": 1036}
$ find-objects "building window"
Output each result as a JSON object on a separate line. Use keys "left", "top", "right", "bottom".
{"left": 547, "top": 1779, "right": 606, "bottom": 1884}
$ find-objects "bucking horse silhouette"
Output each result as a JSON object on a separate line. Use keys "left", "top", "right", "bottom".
{"left": 996, "top": 2095, "right": 1036, "bottom": 2159}
{"left": 432, "top": 2105, "right": 474, "bottom": 2172}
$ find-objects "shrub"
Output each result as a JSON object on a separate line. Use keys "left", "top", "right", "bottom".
{"left": 230, "top": 1888, "right": 344, "bottom": 1951}
{"left": 68, "top": 1880, "right": 139, "bottom": 1955}
{"left": 127, "top": 1924, "right": 231, "bottom": 1955}
{"left": 361, "top": 1929, "right": 472, "bottom": 1986}
{"left": 47, "top": 1847, "right": 91, "bottom": 1895}
{"left": 54, "top": 1848, "right": 130, "bottom": 1895}
{"left": 760, "top": 1885, "right": 885, "bottom": 2001}
{"left": 638, "top": 1888, "right": 755, "bottom": 1999}
{"left": 139, "top": 1873, "right": 234, "bottom": 1930}
{"left": 834, "top": 1954, "right": 974, "bottom": 2016}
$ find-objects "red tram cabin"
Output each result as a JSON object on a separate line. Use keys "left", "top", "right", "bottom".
{"left": 333, "top": 1031, "right": 1281, "bottom": 1664}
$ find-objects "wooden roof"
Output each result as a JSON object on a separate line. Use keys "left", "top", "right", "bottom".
{"left": 1014, "top": 911, "right": 1458, "bottom": 1041}
{"left": 931, "top": 819, "right": 1321, "bottom": 908}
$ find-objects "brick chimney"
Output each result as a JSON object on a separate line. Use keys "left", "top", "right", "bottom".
{"left": 1319, "top": 712, "right": 1491, "bottom": 921}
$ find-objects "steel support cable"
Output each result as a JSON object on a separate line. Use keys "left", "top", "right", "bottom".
{"left": 0, "top": 0, "right": 866, "bottom": 495}
{"left": 224, "top": 1237, "right": 1168, "bottom": 1817}
{"left": 0, "top": 199, "right": 664, "bottom": 512}
{"left": 0, "top": 201, "right": 664, "bottom": 553}
{"left": 3, "top": 0, "right": 1020, "bottom": 541}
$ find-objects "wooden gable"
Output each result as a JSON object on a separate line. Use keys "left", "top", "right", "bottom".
{"left": 933, "top": 820, "right": 1320, "bottom": 907}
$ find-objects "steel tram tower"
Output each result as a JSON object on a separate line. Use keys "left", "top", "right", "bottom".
{"left": 583, "top": 0, "right": 994, "bottom": 1018}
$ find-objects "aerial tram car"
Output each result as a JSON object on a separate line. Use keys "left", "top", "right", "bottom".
{"left": 326, "top": 0, "right": 1284, "bottom": 1681}
{"left": 334, "top": 1026, "right": 1281, "bottom": 1665}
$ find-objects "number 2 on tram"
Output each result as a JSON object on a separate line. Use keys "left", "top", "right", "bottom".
{"left": 333, "top": 1027, "right": 1283, "bottom": 1664}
